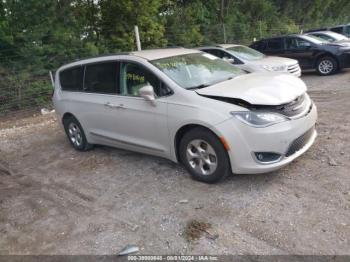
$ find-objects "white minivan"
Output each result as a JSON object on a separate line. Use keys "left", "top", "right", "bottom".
{"left": 53, "top": 48, "right": 317, "bottom": 183}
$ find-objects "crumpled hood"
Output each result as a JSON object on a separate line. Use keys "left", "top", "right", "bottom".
{"left": 196, "top": 72, "right": 307, "bottom": 106}
{"left": 248, "top": 56, "right": 298, "bottom": 67}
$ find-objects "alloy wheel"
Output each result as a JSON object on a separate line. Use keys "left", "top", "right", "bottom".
{"left": 186, "top": 139, "right": 218, "bottom": 176}
{"left": 318, "top": 59, "right": 334, "bottom": 75}
{"left": 68, "top": 122, "right": 83, "bottom": 147}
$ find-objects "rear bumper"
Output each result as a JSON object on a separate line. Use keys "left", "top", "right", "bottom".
{"left": 214, "top": 103, "right": 317, "bottom": 174}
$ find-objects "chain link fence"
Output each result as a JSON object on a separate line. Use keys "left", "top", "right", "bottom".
{"left": 0, "top": 71, "right": 53, "bottom": 117}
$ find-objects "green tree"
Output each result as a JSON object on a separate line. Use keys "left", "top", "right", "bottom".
{"left": 99, "top": 0, "right": 166, "bottom": 51}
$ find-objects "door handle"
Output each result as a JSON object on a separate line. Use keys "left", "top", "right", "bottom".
{"left": 104, "top": 102, "right": 114, "bottom": 108}
{"left": 115, "top": 104, "right": 125, "bottom": 109}
{"left": 104, "top": 102, "right": 125, "bottom": 109}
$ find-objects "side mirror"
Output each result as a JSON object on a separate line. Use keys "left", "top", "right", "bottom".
{"left": 139, "top": 85, "right": 155, "bottom": 102}
{"left": 223, "top": 57, "right": 235, "bottom": 63}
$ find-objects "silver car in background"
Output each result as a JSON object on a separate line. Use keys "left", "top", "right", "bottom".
{"left": 305, "top": 31, "right": 350, "bottom": 44}
{"left": 199, "top": 44, "right": 301, "bottom": 77}
{"left": 53, "top": 48, "right": 317, "bottom": 183}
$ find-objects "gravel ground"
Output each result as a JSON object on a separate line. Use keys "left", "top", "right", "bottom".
{"left": 0, "top": 71, "right": 350, "bottom": 255}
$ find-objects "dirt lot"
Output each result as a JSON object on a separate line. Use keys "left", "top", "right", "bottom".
{"left": 0, "top": 71, "right": 350, "bottom": 255}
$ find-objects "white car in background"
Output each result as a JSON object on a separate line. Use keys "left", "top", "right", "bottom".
{"left": 53, "top": 48, "right": 317, "bottom": 183}
{"left": 199, "top": 44, "right": 301, "bottom": 77}
{"left": 305, "top": 31, "right": 350, "bottom": 44}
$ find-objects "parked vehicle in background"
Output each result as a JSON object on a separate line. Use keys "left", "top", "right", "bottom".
{"left": 53, "top": 48, "right": 317, "bottom": 183}
{"left": 305, "top": 31, "right": 350, "bottom": 44}
{"left": 198, "top": 44, "right": 301, "bottom": 77}
{"left": 306, "top": 24, "right": 350, "bottom": 37}
{"left": 250, "top": 34, "right": 350, "bottom": 76}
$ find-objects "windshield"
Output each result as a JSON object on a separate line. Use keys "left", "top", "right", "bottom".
{"left": 324, "top": 32, "right": 348, "bottom": 41}
{"left": 151, "top": 53, "right": 244, "bottom": 90}
{"left": 226, "top": 45, "right": 265, "bottom": 61}
{"left": 302, "top": 35, "right": 328, "bottom": 44}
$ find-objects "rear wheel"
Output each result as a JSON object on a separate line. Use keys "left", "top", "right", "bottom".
{"left": 316, "top": 56, "right": 338, "bottom": 76}
{"left": 179, "top": 127, "right": 230, "bottom": 183}
{"left": 63, "top": 116, "right": 93, "bottom": 151}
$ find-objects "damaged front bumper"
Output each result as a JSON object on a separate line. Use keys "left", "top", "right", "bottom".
{"left": 213, "top": 102, "right": 318, "bottom": 174}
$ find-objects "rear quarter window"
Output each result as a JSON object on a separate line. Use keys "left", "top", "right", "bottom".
{"left": 201, "top": 49, "right": 216, "bottom": 56}
{"left": 202, "top": 49, "right": 227, "bottom": 59}
{"left": 59, "top": 66, "right": 84, "bottom": 91}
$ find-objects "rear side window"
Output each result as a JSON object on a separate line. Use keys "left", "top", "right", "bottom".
{"left": 203, "top": 49, "right": 230, "bottom": 59}
{"left": 267, "top": 38, "right": 283, "bottom": 50}
{"left": 84, "top": 62, "right": 118, "bottom": 94}
{"left": 60, "top": 66, "right": 83, "bottom": 91}
{"left": 202, "top": 49, "right": 220, "bottom": 57}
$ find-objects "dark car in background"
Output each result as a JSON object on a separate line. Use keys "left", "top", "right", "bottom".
{"left": 250, "top": 34, "right": 350, "bottom": 76}
{"left": 306, "top": 24, "right": 350, "bottom": 37}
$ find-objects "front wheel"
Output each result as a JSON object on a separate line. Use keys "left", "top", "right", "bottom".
{"left": 179, "top": 127, "right": 231, "bottom": 183}
{"left": 316, "top": 56, "right": 338, "bottom": 76}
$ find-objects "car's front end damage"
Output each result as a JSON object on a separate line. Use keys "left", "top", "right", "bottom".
{"left": 196, "top": 72, "right": 317, "bottom": 174}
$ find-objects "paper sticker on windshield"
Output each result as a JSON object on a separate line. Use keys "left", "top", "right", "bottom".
{"left": 202, "top": 53, "right": 218, "bottom": 60}
{"left": 155, "top": 61, "right": 185, "bottom": 69}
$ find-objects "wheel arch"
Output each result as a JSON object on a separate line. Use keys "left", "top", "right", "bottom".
{"left": 174, "top": 123, "right": 227, "bottom": 163}
{"left": 61, "top": 112, "right": 93, "bottom": 150}
{"left": 314, "top": 52, "right": 339, "bottom": 69}
{"left": 62, "top": 112, "right": 75, "bottom": 125}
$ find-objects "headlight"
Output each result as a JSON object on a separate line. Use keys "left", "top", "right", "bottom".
{"left": 230, "top": 111, "right": 288, "bottom": 127}
{"left": 262, "top": 65, "right": 286, "bottom": 72}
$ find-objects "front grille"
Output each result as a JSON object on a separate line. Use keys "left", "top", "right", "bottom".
{"left": 276, "top": 94, "right": 307, "bottom": 117}
{"left": 287, "top": 63, "right": 301, "bottom": 74}
{"left": 285, "top": 127, "right": 315, "bottom": 157}
{"left": 250, "top": 94, "right": 309, "bottom": 118}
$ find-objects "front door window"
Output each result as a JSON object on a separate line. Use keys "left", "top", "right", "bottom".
{"left": 286, "top": 38, "right": 311, "bottom": 50}
{"left": 120, "top": 62, "right": 162, "bottom": 97}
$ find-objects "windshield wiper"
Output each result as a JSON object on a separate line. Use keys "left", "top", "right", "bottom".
{"left": 210, "top": 76, "right": 235, "bottom": 86}
{"left": 187, "top": 83, "right": 210, "bottom": 90}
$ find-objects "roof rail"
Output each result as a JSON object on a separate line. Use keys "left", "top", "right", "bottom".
{"left": 73, "top": 52, "right": 131, "bottom": 62}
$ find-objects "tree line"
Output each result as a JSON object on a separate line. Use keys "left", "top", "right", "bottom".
{"left": 0, "top": 0, "right": 349, "bottom": 113}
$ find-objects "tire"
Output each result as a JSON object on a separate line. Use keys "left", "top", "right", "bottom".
{"left": 63, "top": 115, "right": 93, "bottom": 151}
{"left": 179, "top": 127, "right": 231, "bottom": 183}
{"left": 316, "top": 56, "right": 338, "bottom": 76}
